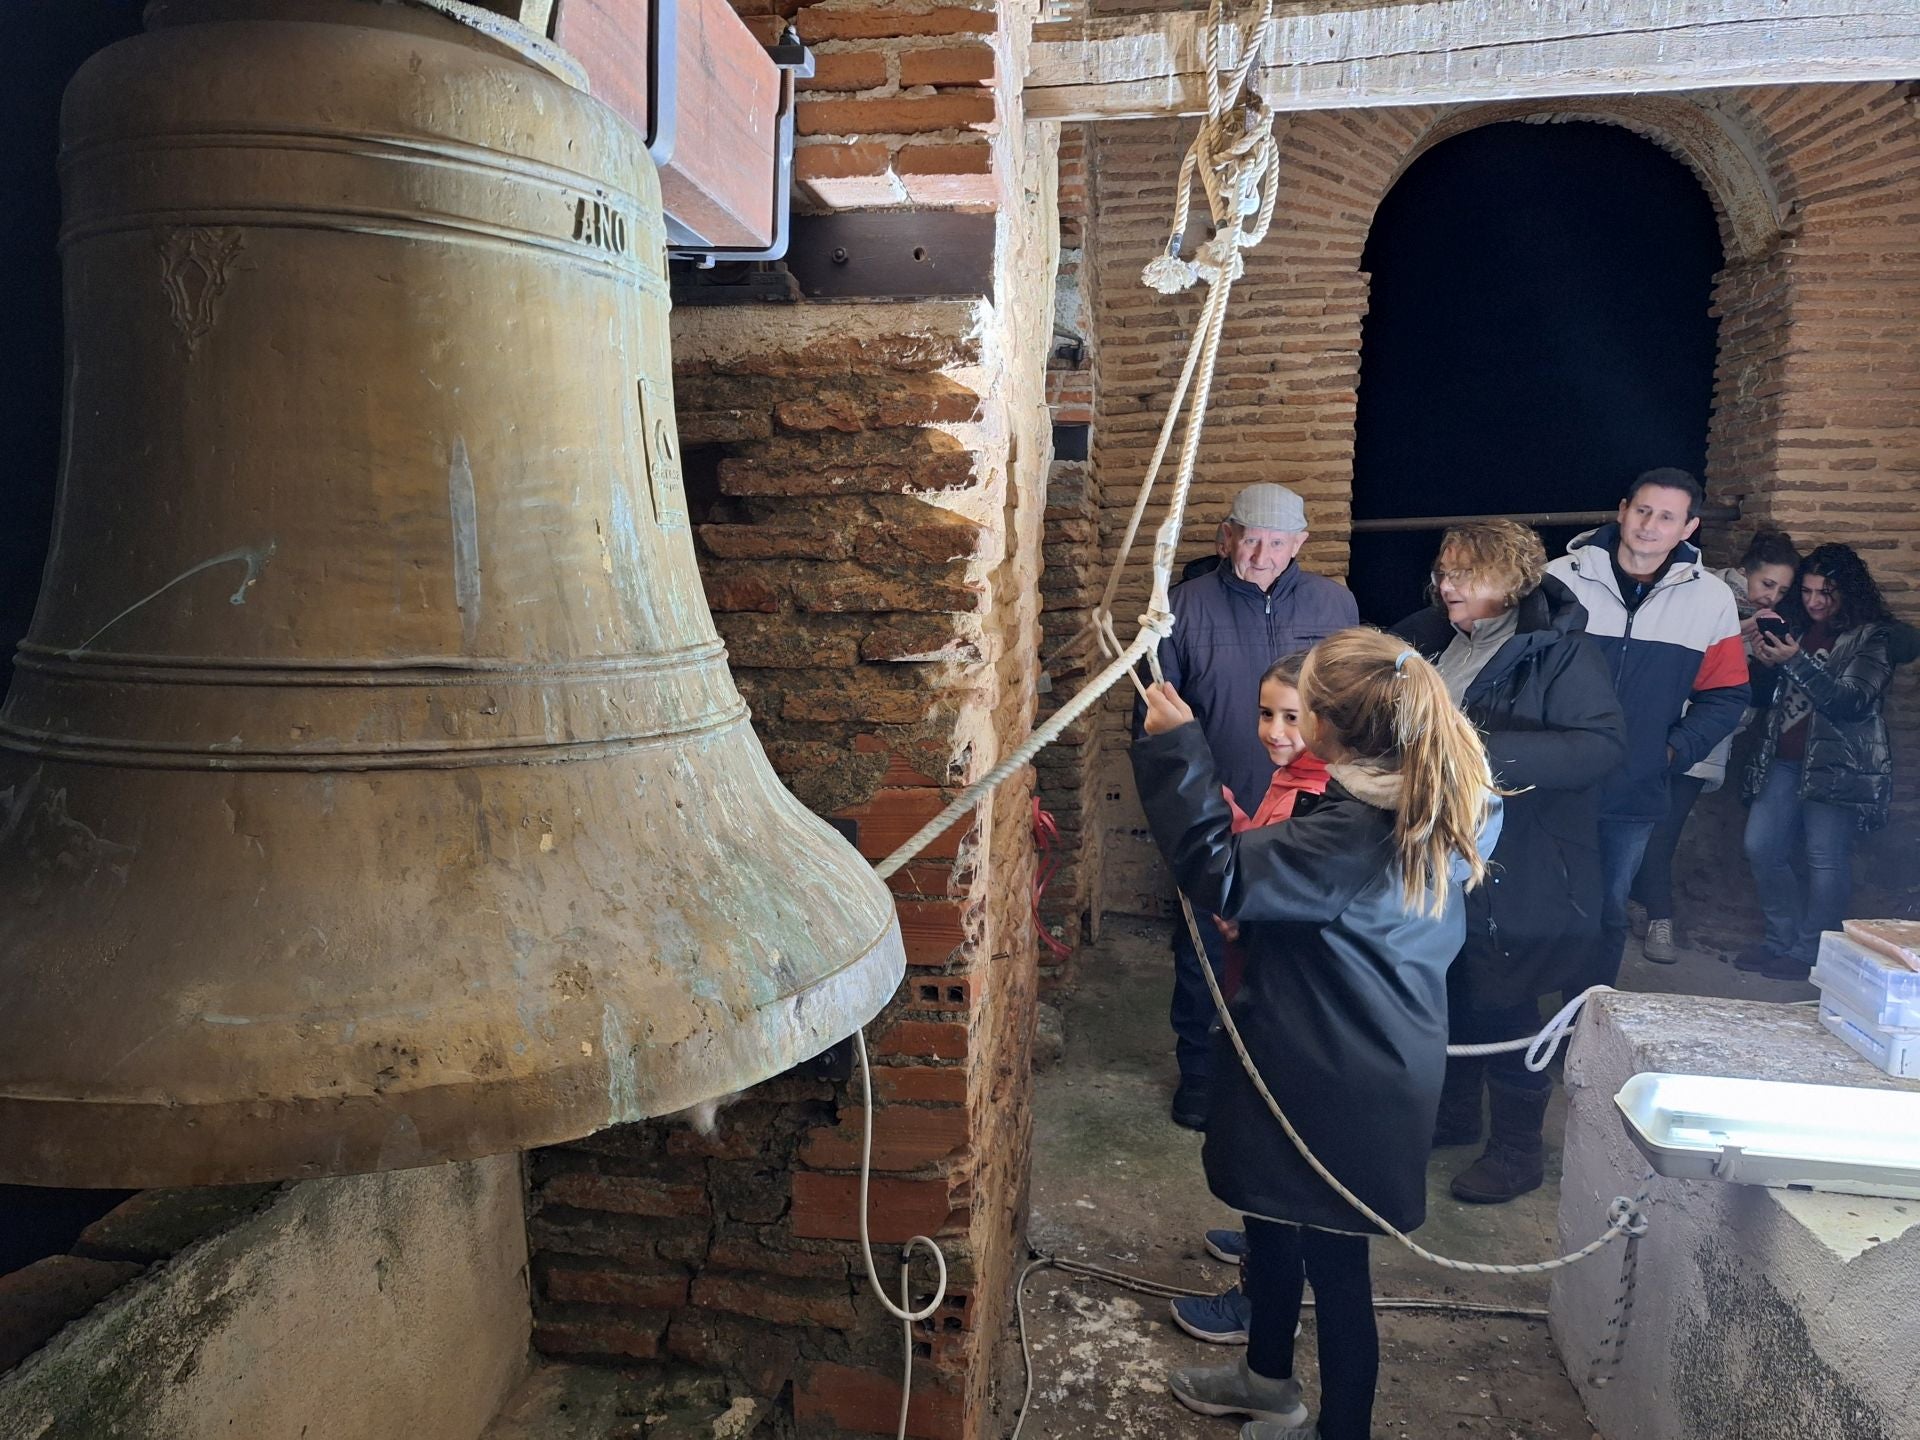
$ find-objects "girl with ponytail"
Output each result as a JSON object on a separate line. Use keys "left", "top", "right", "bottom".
{"left": 1134, "top": 627, "right": 1501, "bottom": 1440}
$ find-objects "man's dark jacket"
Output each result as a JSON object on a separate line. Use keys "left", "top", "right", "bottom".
{"left": 1141, "top": 561, "right": 1358, "bottom": 809}
{"left": 1394, "top": 578, "right": 1626, "bottom": 1009}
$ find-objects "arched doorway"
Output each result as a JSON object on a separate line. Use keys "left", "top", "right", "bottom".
{"left": 1349, "top": 120, "right": 1724, "bottom": 625}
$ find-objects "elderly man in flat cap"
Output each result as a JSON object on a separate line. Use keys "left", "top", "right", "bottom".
{"left": 1137, "top": 483, "right": 1358, "bottom": 1130}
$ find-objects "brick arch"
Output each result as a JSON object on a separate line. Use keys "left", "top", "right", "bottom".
{"left": 1391, "top": 98, "right": 1790, "bottom": 264}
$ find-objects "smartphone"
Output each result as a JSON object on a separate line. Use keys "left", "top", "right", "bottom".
{"left": 1754, "top": 615, "right": 1791, "bottom": 642}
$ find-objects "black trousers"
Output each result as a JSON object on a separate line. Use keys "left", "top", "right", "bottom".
{"left": 1630, "top": 772, "right": 1709, "bottom": 921}
{"left": 1245, "top": 1218, "right": 1377, "bottom": 1440}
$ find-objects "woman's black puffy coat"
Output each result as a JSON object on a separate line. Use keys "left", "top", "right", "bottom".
{"left": 1742, "top": 622, "right": 1895, "bottom": 829}
{"left": 1132, "top": 724, "right": 1498, "bottom": 1235}
{"left": 1393, "top": 578, "right": 1626, "bottom": 1011}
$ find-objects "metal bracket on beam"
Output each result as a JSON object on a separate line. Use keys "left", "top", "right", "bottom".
{"left": 673, "top": 210, "right": 997, "bottom": 304}
{"left": 782, "top": 211, "right": 996, "bottom": 300}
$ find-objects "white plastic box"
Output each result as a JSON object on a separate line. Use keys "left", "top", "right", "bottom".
{"left": 1820, "top": 995, "right": 1920, "bottom": 1079}
{"left": 1813, "top": 930, "right": 1920, "bottom": 1033}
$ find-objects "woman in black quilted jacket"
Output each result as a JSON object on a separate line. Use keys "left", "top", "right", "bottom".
{"left": 1738, "top": 544, "right": 1897, "bottom": 983}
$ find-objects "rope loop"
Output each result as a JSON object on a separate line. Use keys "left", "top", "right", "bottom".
{"left": 1607, "top": 1193, "right": 1652, "bottom": 1239}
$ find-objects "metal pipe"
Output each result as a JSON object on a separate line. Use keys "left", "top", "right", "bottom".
{"left": 1352, "top": 504, "right": 1740, "bottom": 534}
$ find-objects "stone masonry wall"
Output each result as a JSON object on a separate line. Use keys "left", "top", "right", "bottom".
{"left": 525, "top": 2, "right": 1057, "bottom": 1436}
{"left": 1076, "top": 87, "right": 1920, "bottom": 934}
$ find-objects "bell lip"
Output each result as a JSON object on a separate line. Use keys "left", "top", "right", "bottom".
{"left": 0, "top": 918, "right": 906, "bottom": 1189}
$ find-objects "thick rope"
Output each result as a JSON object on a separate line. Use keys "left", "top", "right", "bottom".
{"left": 850, "top": 0, "right": 1643, "bottom": 1418}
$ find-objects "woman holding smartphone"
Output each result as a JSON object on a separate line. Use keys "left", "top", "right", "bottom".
{"left": 1737, "top": 544, "right": 1898, "bottom": 983}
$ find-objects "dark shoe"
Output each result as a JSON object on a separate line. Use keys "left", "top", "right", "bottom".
{"left": 1205, "top": 1228, "right": 1248, "bottom": 1265}
{"left": 1450, "top": 1078, "right": 1550, "bottom": 1205}
{"left": 1432, "top": 1055, "right": 1486, "bottom": 1147}
{"left": 1172, "top": 1078, "right": 1210, "bottom": 1131}
{"left": 1170, "top": 1285, "right": 1252, "bottom": 1344}
{"left": 1760, "top": 954, "right": 1813, "bottom": 983}
{"left": 1733, "top": 944, "right": 1779, "bottom": 974}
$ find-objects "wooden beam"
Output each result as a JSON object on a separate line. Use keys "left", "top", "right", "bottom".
{"left": 1025, "top": 1, "right": 1920, "bottom": 122}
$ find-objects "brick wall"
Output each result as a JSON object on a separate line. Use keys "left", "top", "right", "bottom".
{"left": 525, "top": 2, "right": 1056, "bottom": 1435}
{"left": 1075, "top": 87, "right": 1920, "bottom": 934}
{"left": 1032, "top": 121, "right": 1105, "bottom": 987}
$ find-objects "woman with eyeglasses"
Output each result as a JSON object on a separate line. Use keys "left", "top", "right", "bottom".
{"left": 1736, "top": 543, "right": 1899, "bottom": 983}
{"left": 1393, "top": 520, "right": 1625, "bottom": 1204}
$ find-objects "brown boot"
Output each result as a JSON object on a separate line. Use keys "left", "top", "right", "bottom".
{"left": 1450, "top": 1077, "right": 1549, "bottom": 1204}
{"left": 1431, "top": 1055, "right": 1486, "bottom": 1147}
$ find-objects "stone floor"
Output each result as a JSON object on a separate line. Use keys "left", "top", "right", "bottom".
{"left": 1007, "top": 914, "right": 1817, "bottom": 1440}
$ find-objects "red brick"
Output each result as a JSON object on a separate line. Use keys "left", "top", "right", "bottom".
{"left": 699, "top": 522, "right": 854, "bottom": 561}
{"left": 794, "top": 140, "right": 909, "bottom": 209}
{"left": 0, "top": 1256, "right": 146, "bottom": 1372}
{"left": 797, "top": 94, "right": 996, "bottom": 138}
{"left": 690, "top": 1272, "right": 859, "bottom": 1329}
{"left": 854, "top": 732, "right": 947, "bottom": 785}
{"left": 795, "top": 1361, "right": 966, "bottom": 1440}
{"left": 840, "top": 787, "right": 973, "bottom": 861}
{"left": 707, "top": 1231, "right": 852, "bottom": 1280}
{"left": 860, "top": 615, "right": 980, "bottom": 663}
{"left": 782, "top": 674, "right": 941, "bottom": 725}
{"left": 796, "top": 566, "right": 984, "bottom": 614}
{"left": 538, "top": 1261, "right": 690, "bottom": 1309}
{"left": 702, "top": 572, "right": 782, "bottom": 612}
{"left": 538, "top": 1172, "right": 710, "bottom": 1219}
{"left": 873, "top": 1065, "right": 970, "bottom": 1104}
{"left": 801, "top": 1104, "right": 971, "bottom": 1170}
{"left": 896, "top": 142, "right": 998, "bottom": 206}
{"left": 534, "top": 1311, "right": 667, "bottom": 1361}
{"left": 873, "top": 1018, "right": 970, "bottom": 1060}
{"left": 897, "top": 46, "right": 995, "bottom": 88}
{"left": 905, "top": 972, "right": 982, "bottom": 1013}
{"left": 667, "top": 1310, "right": 800, "bottom": 1398}
{"left": 790, "top": 1173, "right": 962, "bottom": 1242}
{"left": 893, "top": 897, "right": 972, "bottom": 964}
{"left": 792, "top": 6, "right": 994, "bottom": 41}
{"left": 801, "top": 50, "right": 889, "bottom": 91}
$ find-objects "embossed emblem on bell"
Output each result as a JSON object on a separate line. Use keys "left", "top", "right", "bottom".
{"left": 0, "top": 0, "right": 905, "bottom": 1187}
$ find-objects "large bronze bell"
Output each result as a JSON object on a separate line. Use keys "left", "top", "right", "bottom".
{"left": 0, "top": 0, "right": 904, "bottom": 1187}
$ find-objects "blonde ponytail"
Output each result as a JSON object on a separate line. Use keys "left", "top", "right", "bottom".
{"left": 1300, "top": 628, "right": 1495, "bottom": 918}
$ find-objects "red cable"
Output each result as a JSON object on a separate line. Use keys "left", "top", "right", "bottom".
{"left": 1031, "top": 798, "right": 1073, "bottom": 961}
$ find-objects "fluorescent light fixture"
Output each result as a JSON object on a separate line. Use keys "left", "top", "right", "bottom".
{"left": 1615, "top": 1072, "right": 1920, "bottom": 1201}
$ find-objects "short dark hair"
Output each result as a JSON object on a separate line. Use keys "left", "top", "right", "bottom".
{"left": 1738, "top": 529, "right": 1800, "bottom": 574}
{"left": 1625, "top": 467, "right": 1705, "bottom": 520}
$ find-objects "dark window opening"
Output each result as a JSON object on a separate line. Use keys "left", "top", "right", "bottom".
{"left": 1350, "top": 121, "right": 1723, "bottom": 626}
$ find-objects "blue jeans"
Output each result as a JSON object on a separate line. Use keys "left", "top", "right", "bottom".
{"left": 1170, "top": 903, "right": 1232, "bottom": 1087}
{"left": 1743, "top": 761, "right": 1858, "bottom": 966}
{"left": 1581, "top": 817, "right": 1657, "bottom": 991}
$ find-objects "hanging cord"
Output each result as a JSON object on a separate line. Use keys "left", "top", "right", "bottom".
{"left": 1181, "top": 887, "right": 1650, "bottom": 1276}
{"left": 1447, "top": 984, "right": 1602, "bottom": 1065}
{"left": 1007, "top": 1255, "right": 1558, "bottom": 1440}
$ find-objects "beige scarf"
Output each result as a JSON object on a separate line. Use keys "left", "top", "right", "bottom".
{"left": 1327, "top": 761, "right": 1403, "bottom": 812}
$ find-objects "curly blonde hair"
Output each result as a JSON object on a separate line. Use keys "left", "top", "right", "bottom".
{"left": 1434, "top": 519, "right": 1547, "bottom": 609}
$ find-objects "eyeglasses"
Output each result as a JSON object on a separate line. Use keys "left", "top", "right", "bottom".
{"left": 1431, "top": 569, "right": 1474, "bottom": 589}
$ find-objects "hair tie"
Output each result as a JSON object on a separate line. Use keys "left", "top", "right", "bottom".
{"left": 1394, "top": 648, "right": 1416, "bottom": 675}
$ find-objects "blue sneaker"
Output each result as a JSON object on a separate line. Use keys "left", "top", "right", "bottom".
{"left": 1171, "top": 1284, "right": 1252, "bottom": 1344}
{"left": 1205, "top": 1228, "right": 1248, "bottom": 1265}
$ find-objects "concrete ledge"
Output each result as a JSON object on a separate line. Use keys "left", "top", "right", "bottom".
{"left": 1551, "top": 992, "right": 1920, "bottom": 1440}
{"left": 0, "top": 1157, "right": 530, "bottom": 1440}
